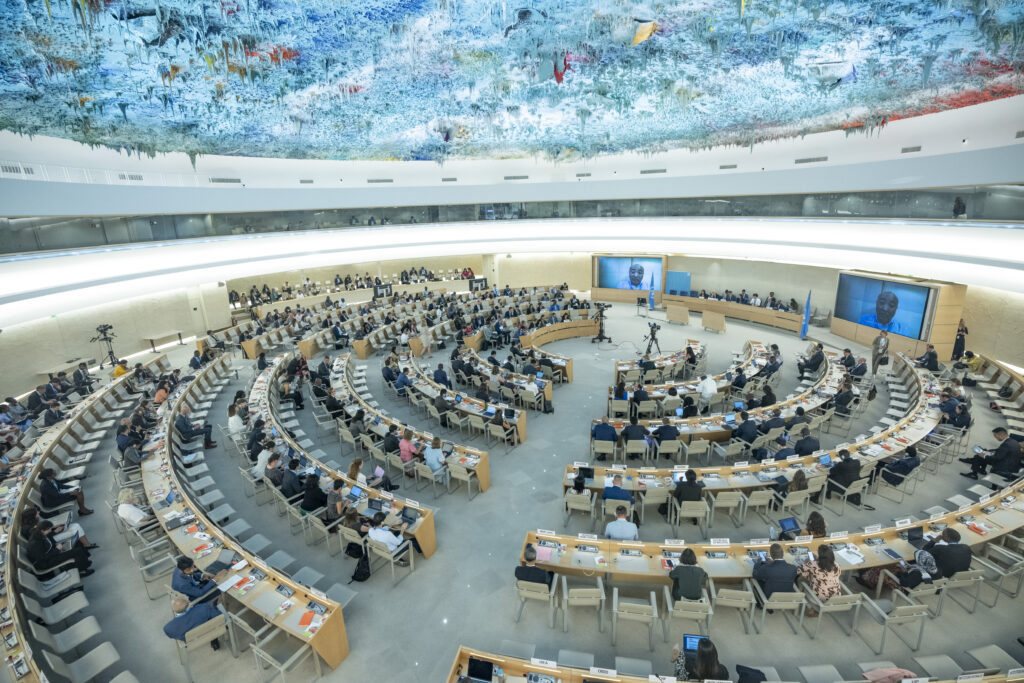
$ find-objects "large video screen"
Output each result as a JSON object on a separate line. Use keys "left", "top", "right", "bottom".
{"left": 834, "top": 274, "right": 932, "bottom": 339}
{"left": 597, "top": 256, "right": 663, "bottom": 291}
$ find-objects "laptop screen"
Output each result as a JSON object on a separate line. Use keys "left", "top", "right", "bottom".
{"left": 734, "top": 401, "right": 744, "bottom": 411}
{"left": 537, "top": 372, "right": 543, "bottom": 378}
{"left": 683, "top": 633, "right": 706, "bottom": 653}
{"left": 672, "top": 471, "right": 687, "bottom": 483}
{"left": 818, "top": 454, "right": 832, "bottom": 467}
{"left": 467, "top": 657, "right": 494, "bottom": 681}
{"left": 779, "top": 517, "right": 800, "bottom": 532}
{"left": 348, "top": 485, "right": 362, "bottom": 499}
{"left": 907, "top": 526, "right": 924, "bottom": 541}
{"left": 724, "top": 414, "right": 736, "bottom": 424}
{"left": 675, "top": 407, "right": 685, "bottom": 416}
{"left": 578, "top": 467, "right": 595, "bottom": 480}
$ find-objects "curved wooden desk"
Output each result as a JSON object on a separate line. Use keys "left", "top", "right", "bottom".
{"left": 145, "top": 355, "right": 350, "bottom": 669}
{"left": 461, "top": 348, "right": 554, "bottom": 405}
{"left": 3, "top": 353, "right": 171, "bottom": 682}
{"left": 613, "top": 339, "right": 706, "bottom": 385}
{"left": 664, "top": 295, "right": 803, "bottom": 333}
{"left": 517, "top": 317, "right": 597, "bottom": 383}
{"left": 333, "top": 354, "right": 491, "bottom": 493}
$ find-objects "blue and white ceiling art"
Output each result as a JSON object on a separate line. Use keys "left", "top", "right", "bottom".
{"left": 0, "top": 0, "right": 1021, "bottom": 161}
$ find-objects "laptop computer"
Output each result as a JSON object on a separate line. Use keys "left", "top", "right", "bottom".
{"left": 675, "top": 407, "right": 685, "bottom": 416}
{"left": 367, "top": 498, "right": 384, "bottom": 512}
{"left": 154, "top": 490, "right": 176, "bottom": 510}
{"left": 683, "top": 633, "right": 707, "bottom": 655}
{"left": 577, "top": 466, "right": 595, "bottom": 480}
{"left": 818, "top": 454, "right": 833, "bottom": 469}
{"left": 400, "top": 506, "right": 420, "bottom": 526}
{"left": 537, "top": 372, "right": 543, "bottom": 378}
{"left": 779, "top": 517, "right": 800, "bottom": 535}
{"left": 724, "top": 414, "right": 736, "bottom": 425}
{"left": 346, "top": 485, "right": 363, "bottom": 502}
{"left": 466, "top": 657, "right": 494, "bottom": 683}
{"left": 734, "top": 400, "right": 745, "bottom": 411}
{"left": 907, "top": 526, "right": 928, "bottom": 549}
{"left": 205, "top": 549, "right": 241, "bottom": 574}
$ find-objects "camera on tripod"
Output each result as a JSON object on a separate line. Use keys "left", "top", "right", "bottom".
{"left": 95, "top": 324, "right": 114, "bottom": 336}
{"left": 648, "top": 322, "right": 661, "bottom": 331}
{"left": 595, "top": 303, "right": 612, "bottom": 311}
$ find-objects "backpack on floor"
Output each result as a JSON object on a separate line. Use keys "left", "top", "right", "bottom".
{"left": 344, "top": 542, "right": 363, "bottom": 558}
{"left": 542, "top": 398, "right": 554, "bottom": 414}
{"left": 349, "top": 553, "right": 371, "bottom": 583}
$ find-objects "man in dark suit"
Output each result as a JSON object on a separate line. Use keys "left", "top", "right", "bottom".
{"left": 759, "top": 408, "right": 786, "bottom": 434}
{"left": 164, "top": 598, "right": 225, "bottom": 649}
{"left": 591, "top": 417, "right": 618, "bottom": 460}
{"left": 960, "top": 427, "right": 1021, "bottom": 479}
{"left": 794, "top": 427, "right": 820, "bottom": 456}
{"left": 315, "top": 357, "right": 332, "bottom": 382}
{"left": 922, "top": 528, "right": 972, "bottom": 578}
{"left": 382, "top": 424, "right": 401, "bottom": 454}
{"left": 797, "top": 343, "right": 825, "bottom": 380}
{"left": 433, "top": 364, "right": 453, "bottom": 389}
{"left": 324, "top": 389, "right": 346, "bottom": 420}
{"left": 638, "top": 355, "right": 655, "bottom": 373}
{"left": 189, "top": 351, "right": 204, "bottom": 370}
{"left": 603, "top": 474, "right": 635, "bottom": 503}
{"left": 825, "top": 449, "right": 863, "bottom": 501}
{"left": 752, "top": 543, "right": 797, "bottom": 600}
{"left": 731, "top": 368, "right": 747, "bottom": 389}
{"left": 280, "top": 458, "right": 303, "bottom": 497}
{"left": 840, "top": 349, "right": 856, "bottom": 370}
{"left": 834, "top": 381, "right": 856, "bottom": 416}
{"left": 618, "top": 416, "right": 649, "bottom": 458}
{"left": 381, "top": 360, "right": 397, "bottom": 385}
{"left": 672, "top": 469, "right": 704, "bottom": 505}
{"left": 26, "top": 385, "right": 48, "bottom": 417}
{"left": 310, "top": 378, "right": 329, "bottom": 401}
{"left": 72, "top": 362, "right": 95, "bottom": 396}
{"left": 850, "top": 357, "right": 868, "bottom": 378}
{"left": 653, "top": 418, "right": 680, "bottom": 446}
{"left": 785, "top": 407, "right": 810, "bottom": 431}
{"left": 915, "top": 344, "right": 940, "bottom": 372}
{"left": 175, "top": 404, "right": 215, "bottom": 448}
{"left": 732, "top": 412, "right": 759, "bottom": 444}
{"left": 522, "top": 359, "right": 537, "bottom": 377}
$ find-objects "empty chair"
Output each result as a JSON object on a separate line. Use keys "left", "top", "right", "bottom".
{"left": 29, "top": 617, "right": 102, "bottom": 654}
{"left": 751, "top": 582, "right": 806, "bottom": 634}
{"left": 661, "top": 585, "right": 713, "bottom": 639}
{"left": 615, "top": 656, "right": 654, "bottom": 678}
{"left": 42, "top": 643, "right": 121, "bottom": 683}
{"left": 798, "top": 580, "right": 862, "bottom": 638}
{"left": 857, "top": 593, "right": 929, "bottom": 654}
{"left": 20, "top": 592, "right": 89, "bottom": 625}
{"left": 611, "top": 587, "right": 657, "bottom": 651}
{"left": 561, "top": 575, "right": 605, "bottom": 633}
{"left": 798, "top": 664, "right": 843, "bottom": 683}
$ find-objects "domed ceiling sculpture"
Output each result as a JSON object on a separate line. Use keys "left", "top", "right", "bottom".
{"left": 1, "top": 0, "right": 1021, "bottom": 161}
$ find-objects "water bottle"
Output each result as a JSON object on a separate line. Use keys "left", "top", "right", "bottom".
{"left": 769, "top": 525, "right": 778, "bottom": 541}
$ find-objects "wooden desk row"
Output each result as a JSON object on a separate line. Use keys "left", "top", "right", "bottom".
{"left": 526, "top": 477, "right": 1024, "bottom": 584}
{"left": 592, "top": 352, "right": 842, "bottom": 443}
{"left": 606, "top": 340, "right": 769, "bottom": 412}
{"left": 446, "top": 644, "right": 657, "bottom": 683}
{"left": 519, "top": 316, "right": 599, "bottom": 383}
{"left": 249, "top": 353, "right": 439, "bottom": 557}
{"left": 663, "top": 295, "right": 803, "bottom": 333}
{"left": 3, "top": 353, "right": 172, "bottom": 683}
{"left": 614, "top": 338, "right": 706, "bottom": 385}
{"left": 405, "top": 357, "right": 529, "bottom": 445}
{"left": 143, "top": 355, "right": 350, "bottom": 668}
{"left": 331, "top": 354, "right": 492, "bottom": 493}
{"left": 460, "top": 349, "right": 554, "bottom": 405}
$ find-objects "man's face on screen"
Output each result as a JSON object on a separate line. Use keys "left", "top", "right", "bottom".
{"left": 876, "top": 291, "right": 899, "bottom": 325}
{"left": 629, "top": 264, "right": 645, "bottom": 287}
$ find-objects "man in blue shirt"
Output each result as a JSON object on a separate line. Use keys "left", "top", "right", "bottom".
{"left": 171, "top": 557, "right": 221, "bottom": 604}
{"left": 164, "top": 597, "right": 224, "bottom": 649}
{"left": 653, "top": 418, "right": 680, "bottom": 446}
{"left": 394, "top": 368, "right": 412, "bottom": 396}
{"left": 938, "top": 391, "right": 959, "bottom": 418}
{"left": 603, "top": 474, "right": 635, "bottom": 503}
{"left": 605, "top": 505, "right": 639, "bottom": 541}
{"left": 175, "top": 405, "right": 215, "bottom": 448}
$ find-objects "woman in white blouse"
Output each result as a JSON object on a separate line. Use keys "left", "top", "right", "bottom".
{"left": 227, "top": 404, "right": 245, "bottom": 435}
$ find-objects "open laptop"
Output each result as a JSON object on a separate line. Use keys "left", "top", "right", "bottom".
{"left": 400, "top": 506, "right": 420, "bottom": 526}
{"left": 154, "top": 490, "right": 176, "bottom": 510}
{"left": 779, "top": 517, "right": 800, "bottom": 535}
{"left": 734, "top": 400, "right": 745, "bottom": 411}
{"left": 346, "top": 485, "right": 363, "bottom": 503}
{"left": 466, "top": 656, "right": 494, "bottom": 683}
{"left": 205, "top": 549, "right": 241, "bottom": 574}
{"left": 675, "top": 407, "right": 685, "bottom": 416}
{"left": 906, "top": 526, "right": 929, "bottom": 549}
{"left": 724, "top": 414, "right": 736, "bottom": 425}
{"left": 683, "top": 633, "right": 707, "bottom": 656}
{"left": 818, "top": 453, "right": 834, "bottom": 469}
{"left": 577, "top": 466, "right": 595, "bottom": 481}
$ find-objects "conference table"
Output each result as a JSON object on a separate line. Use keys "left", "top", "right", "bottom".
{"left": 143, "top": 355, "right": 350, "bottom": 669}
{"left": 663, "top": 295, "right": 803, "bottom": 332}
{"left": 250, "top": 353, "right": 440, "bottom": 558}
{"left": 519, "top": 316, "right": 598, "bottom": 382}
{"left": 333, "top": 353, "right": 492, "bottom": 493}
{"left": 613, "top": 341, "right": 706, "bottom": 385}
{"left": 3, "top": 353, "right": 172, "bottom": 683}
{"left": 460, "top": 348, "right": 554, "bottom": 406}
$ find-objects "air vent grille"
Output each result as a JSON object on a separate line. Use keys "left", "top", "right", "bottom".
{"left": 719, "top": 164, "right": 737, "bottom": 170}
{"left": 1, "top": 164, "right": 22, "bottom": 174}
{"left": 299, "top": 179, "right": 313, "bottom": 184}
{"left": 639, "top": 168, "right": 666, "bottom": 174}
{"left": 441, "top": 177, "right": 457, "bottom": 182}
{"left": 900, "top": 146, "right": 921, "bottom": 154}
{"left": 575, "top": 172, "right": 591, "bottom": 178}
{"left": 504, "top": 175, "right": 529, "bottom": 180}
{"left": 118, "top": 172, "right": 143, "bottom": 181}
{"left": 209, "top": 177, "right": 241, "bottom": 183}
{"left": 367, "top": 178, "right": 393, "bottom": 183}
{"left": 794, "top": 156, "right": 828, "bottom": 164}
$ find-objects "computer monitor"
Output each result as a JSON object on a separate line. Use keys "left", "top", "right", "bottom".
{"left": 779, "top": 517, "right": 800, "bottom": 533}
{"left": 672, "top": 471, "right": 687, "bottom": 483}
{"left": 734, "top": 400, "right": 744, "bottom": 411}
{"left": 536, "top": 372, "right": 543, "bottom": 378}
{"left": 907, "top": 526, "right": 924, "bottom": 542}
{"left": 467, "top": 657, "right": 494, "bottom": 682}
{"left": 683, "top": 633, "right": 707, "bottom": 654}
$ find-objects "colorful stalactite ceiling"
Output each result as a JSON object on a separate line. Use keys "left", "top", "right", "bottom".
{"left": 1, "top": 0, "right": 1022, "bottom": 161}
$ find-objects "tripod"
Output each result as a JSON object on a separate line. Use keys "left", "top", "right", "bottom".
{"left": 592, "top": 308, "right": 612, "bottom": 344}
{"left": 641, "top": 329, "right": 661, "bottom": 355}
{"left": 90, "top": 328, "right": 119, "bottom": 369}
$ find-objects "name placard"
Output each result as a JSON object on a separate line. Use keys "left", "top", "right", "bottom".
{"left": 404, "top": 499, "right": 420, "bottom": 508}
{"left": 979, "top": 494, "right": 991, "bottom": 503}
{"left": 1005, "top": 667, "right": 1024, "bottom": 680}
{"left": 895, "top": 518, "right": 912, "bottom": 528}
{"left": 379, "top": 491, "right": 394, "bottom": 500}
{"left": 710, "top": 538, "right": 730, "bottom": 546}
{"left": 578, "top": 533, "right": 598, "bottom": 540}
{"left": 786, "top": 454, "right": 799, "bottom": 461}
{"left": 590, "top": 667, "right": 617, "bottom": 676}
{"left": 663, "top": 539, "right": 686, "bottom": 546}
{"left": 795, "top": 535, "right": 813, "bottom": 543}
{"left": 762, "top": 458, "right": 775, "bottom": 464}
{"left": 829, "top": 531, "right": 848, "bottom": 539}
{"left": 929, "top": 512, "right": 944, "bottom": 520}
{"left": 901, "top": 678, "right": 930, "bottom": 683}
{"left": 531, "top": 658, "right": 558, "bottom": 668}
{"left": 573, "top": 461, "right": 589, "bottom": 467}
{"left": 610, "top": 464, "right": 626, "bottom": 471}
{"left": 957, "top": 674, "right": 984, "bottom": 683}
{"left": 733, "top": 461, "right": 749, "bottom": 468}
{"left": 748, "top": 538, "right": 770, "bottom": 545}
{"left": 959, "top": 504, "right": 972, "bottom": 512}
{"left": 673, "top": 465, "right": 689, "bottom": 471}
{"left": 536, "top": 529, "right": 556, "bottom": 537}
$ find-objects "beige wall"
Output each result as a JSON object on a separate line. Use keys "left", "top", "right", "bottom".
{"left": 666, "top": 256, "right": 838, "bottom": 313}
{"left": 1, "top": 285, "right": 229, "bottom": 396}
{"left": 492, "top": 253, "right": 592, "bottom": 291}
{"left": 962, "top": 286, "right": 1024, "bottom": 366}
